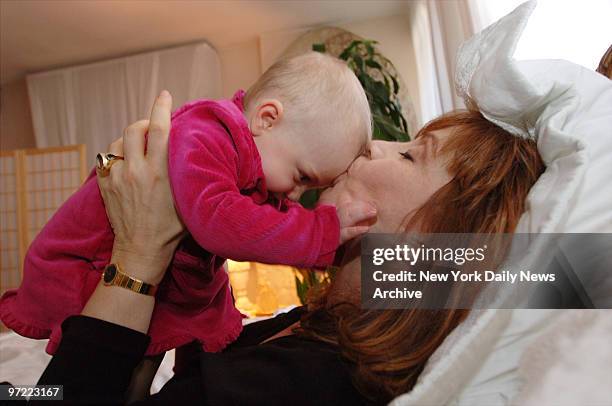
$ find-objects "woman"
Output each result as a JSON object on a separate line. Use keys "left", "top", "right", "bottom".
{"left": 29, "top": 91, "right": 543, "bottom": 405}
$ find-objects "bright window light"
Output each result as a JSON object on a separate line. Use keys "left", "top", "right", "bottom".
{"left": 469, "top": 0, "right": 612, "bottom": 69}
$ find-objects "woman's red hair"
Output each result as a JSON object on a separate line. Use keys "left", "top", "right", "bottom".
{"left": 298, "top": 111, "right": 545, "bottom": 402}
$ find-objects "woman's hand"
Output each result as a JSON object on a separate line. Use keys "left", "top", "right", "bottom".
{"left": 97, "top": 90, "right": 185, "bottom": 285}
{"left": 82, "top": 91, "right": 183, "bottom": 334}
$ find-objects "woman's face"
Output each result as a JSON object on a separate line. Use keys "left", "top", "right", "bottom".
{"left": 318, "top": 127, "right": 453, "bottom": 232}
{"left": 321, "top": 127, "right": 454, "bottom": 305}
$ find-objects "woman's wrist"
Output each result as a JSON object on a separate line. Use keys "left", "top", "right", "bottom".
{"left": 110, "top": 245, "right": 173, "bottom": 286}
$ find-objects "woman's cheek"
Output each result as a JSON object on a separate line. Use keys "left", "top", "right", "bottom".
{"left": 318, "top": 186, "right": 342, "bottom": 206}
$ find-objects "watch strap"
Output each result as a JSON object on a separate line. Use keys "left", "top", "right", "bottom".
{"left": 103, "top": 263, "right": 158, "bottom": 296}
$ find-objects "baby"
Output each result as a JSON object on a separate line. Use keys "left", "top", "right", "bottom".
{"left": 0, "top": 52, "right": 373, "bottom": 358}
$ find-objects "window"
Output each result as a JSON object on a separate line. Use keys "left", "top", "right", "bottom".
{"left": 469, "top": 0, "right": 612, "bottom": 70}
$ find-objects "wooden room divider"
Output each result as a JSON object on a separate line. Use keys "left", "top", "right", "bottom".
{"left": 0, "top": 145, "right": 87, "bottom": 298}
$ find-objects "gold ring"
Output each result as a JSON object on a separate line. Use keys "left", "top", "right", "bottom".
{"left": 96, "top": 153, "right": 124, "bottom": 173}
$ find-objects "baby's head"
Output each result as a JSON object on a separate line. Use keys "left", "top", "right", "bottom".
{"left": 244, "top": 52, "right": 371, "bottom": 201}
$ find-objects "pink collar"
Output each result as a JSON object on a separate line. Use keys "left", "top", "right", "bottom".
{"left": 231, "top": 90, "right": 268, "bottom": 204}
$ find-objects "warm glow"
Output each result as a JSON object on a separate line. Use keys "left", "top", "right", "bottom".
{"left": 227, "top": 260, "right": 301, "bottom": 317}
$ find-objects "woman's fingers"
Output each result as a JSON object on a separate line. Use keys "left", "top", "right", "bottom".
{"left": 108, "top": 136, "right": 125, "bottom": 156}
{"left": 146, "top": 91, "right": 172, "bottom": 168}
{"left": 337, "top": 201, "right": 377, "bottom": 228}
{"left": 123, "top": 120, "right": 149, "bottom": 164}
{"left": 340, "top": 226, "right": 371, "bottom": 245}
{"left": 337, "top": 201, "right": 377, "bottom": 244}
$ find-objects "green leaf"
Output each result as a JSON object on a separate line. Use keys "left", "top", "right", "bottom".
{"left": 365, "top": 42, "right": 375, "bottom": 56}
{"left": 389, "top": 106, "right": 401, "bottom": 127}
{"left": 308, "top": 270, "right": 319, "bottom": 286}
{"left": 294, "top": 275, "right": 307, "bottom": 305}
{"left": 339, "top": 40, "right": 359, "bottom": 60}
{"left": 383, "top": 75, "right": 390, "bottom": 92}
{"left": 400, "top": 115, "right": 409, "bottom": 134}
{"left": 372, "top": 123, "right": 383, "bottom": 140}
{"left": 312, "top": 43, "right": 326, "bottom": 53}
{"left": 371, "top": 80, "right": 390, "bottom": 103}
{"left": 353, "top": 55, "right": 365, "bottom": 72}
{"left": 391, "top": 75, "right": 400, "bottom": 94}
{"left": 373, "top": 113, "right": 409, "bottom": 142}
{"left": 339, "top": 48, "right": 351, "bottom": 60}
{"left": 347, "top": 40, "right": 360, "bottom": 50}
{"left": 299, "top": 189, "right": 320, "bottom": 208}
{"left": 323, "top": 37, "right": 411, "bottom": 141}
{"left": 365, "top": 59, "right": 382, "bottom": 70}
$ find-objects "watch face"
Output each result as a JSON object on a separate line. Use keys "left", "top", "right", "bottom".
{"left": 103, "top": 264, "right": 117, "bottom": 283}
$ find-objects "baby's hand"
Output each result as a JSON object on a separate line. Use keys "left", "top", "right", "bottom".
{"left": 336, "top": 201, "right": 377, "bottom": 245}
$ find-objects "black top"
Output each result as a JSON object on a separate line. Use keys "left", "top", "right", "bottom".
{"left": 17, "top": 306, "right": 370, "bottom": 405}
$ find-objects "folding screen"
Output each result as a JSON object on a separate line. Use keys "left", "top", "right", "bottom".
{"left": 0, "top": 145, "right": 87, "bottom": 297}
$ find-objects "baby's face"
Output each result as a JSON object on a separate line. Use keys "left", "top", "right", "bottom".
{"left": 256, "top": 128, "right": 365, "bottom": 201}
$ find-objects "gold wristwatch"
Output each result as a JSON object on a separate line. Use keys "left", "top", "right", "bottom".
{"left": 102, "top": 263, "right": 158, "bottom": 296}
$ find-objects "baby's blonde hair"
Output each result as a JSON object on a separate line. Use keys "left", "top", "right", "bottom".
{"left": 244, "top": 52, "right": 372, "bottom": 146}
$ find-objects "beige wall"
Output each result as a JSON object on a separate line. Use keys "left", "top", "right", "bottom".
{"left": 0, "top": 78, "right": 36, "bottom": 150}
{"left": 218, "top": 37, "right": 262, "bottom": 99}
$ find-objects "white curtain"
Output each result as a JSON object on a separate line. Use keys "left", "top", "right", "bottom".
{"left": 407, "top": 0, "right": 474, "bottom": 125}
{"left": 27, "top": 42, "right": 221, "bottom": 159}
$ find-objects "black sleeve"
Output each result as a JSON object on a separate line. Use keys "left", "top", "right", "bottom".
{"left": 35, "top": 315, "right": 150, "bottom": 405}
{"left": 191, "top": 337, "right": 366, "bottom": 406}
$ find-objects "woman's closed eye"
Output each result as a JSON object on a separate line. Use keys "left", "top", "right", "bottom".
{"left": 299, "top": 171, "right": 311, "bottom": 184}
{"left": 399, "top": 151, "right": 414, "bottom": 162}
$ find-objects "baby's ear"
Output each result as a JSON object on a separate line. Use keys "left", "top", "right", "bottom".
{"left": 250, "top": 99, "right": 284, "bottom": 136}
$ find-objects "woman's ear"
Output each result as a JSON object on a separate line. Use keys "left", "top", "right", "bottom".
{"left": 249, "top": 99, "right": 283, "bottom": 136}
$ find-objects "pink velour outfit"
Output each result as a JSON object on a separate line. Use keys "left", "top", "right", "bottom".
{"left": 0, "top": 91, "right": 340, "bottom": 356}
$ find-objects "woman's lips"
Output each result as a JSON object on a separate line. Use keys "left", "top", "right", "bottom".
{"left": 332, "top": 172, "right": 348, "bottom": 187}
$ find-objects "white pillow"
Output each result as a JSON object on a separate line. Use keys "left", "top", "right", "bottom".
{"left": 515, "top": 59, "right": 612, "bottom": 233}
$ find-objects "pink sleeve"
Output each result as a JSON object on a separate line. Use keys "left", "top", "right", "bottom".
{"left": 168, "top": 111, "right": 340, "bottom": 269}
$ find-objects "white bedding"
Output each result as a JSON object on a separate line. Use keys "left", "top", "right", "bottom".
{"left": 448, "top": 310, "right": 563, "bottom": 405}
{"left": 0, "top": 331, "right": 51, "bottom": 386}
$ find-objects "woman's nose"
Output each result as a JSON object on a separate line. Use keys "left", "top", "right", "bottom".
{"left": 369, "top": 140, "right": 392, "bottom": 160}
